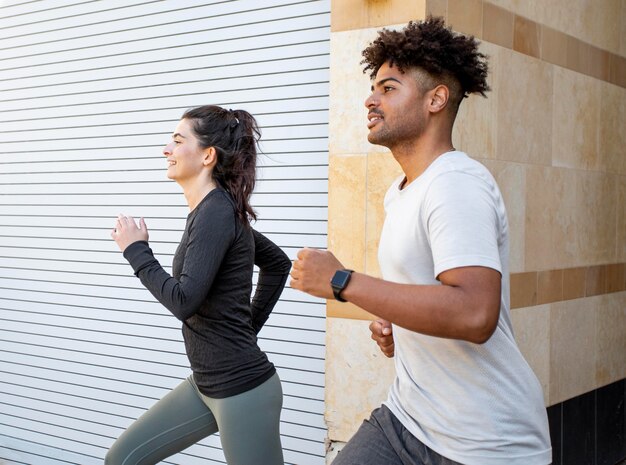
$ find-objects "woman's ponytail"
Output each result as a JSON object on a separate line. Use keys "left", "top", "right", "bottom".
{"left": 182, "top": 105, "right": 260, "bottom": 225}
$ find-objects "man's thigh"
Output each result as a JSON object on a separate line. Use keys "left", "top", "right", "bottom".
{"left": 332, "top": 405, "right": 462, "bottom": 465}
{"left": 332, "top": 407, "right": 404, "bottom": 465}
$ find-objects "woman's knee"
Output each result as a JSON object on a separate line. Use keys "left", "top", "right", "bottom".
{"left": 104, "top": 441, "right": 127, "bottom": 465}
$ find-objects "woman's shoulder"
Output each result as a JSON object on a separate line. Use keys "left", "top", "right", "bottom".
{"left": 196, "top": 187, "right": 236, "bottom": 213}
{"left": 193, "top": 188, "right": 249, "bottom": 240}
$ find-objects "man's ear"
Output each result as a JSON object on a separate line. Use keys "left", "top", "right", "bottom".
{"left": 203, "top": 146, "right": 217, "bottom": 167}
{"left": 428, "top": 85, "right": 450, "bottom": 114}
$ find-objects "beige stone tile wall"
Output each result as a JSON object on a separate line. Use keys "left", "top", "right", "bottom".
{"left": 425, "top": 0, "right": 626, "bottom": 87}
{"left": 325, "top": 318, "right": 396, "bottom": 440}
{"left": 484, "top": 291, "right": 626, "bottom": 409}
{"left": 331, "top": 0, "right": 425, "bottom": 32}
{"left": 596, "top": 292, "right": 626, "bottom": 386}
{"left": 480, "top": 0, "right": 623, "bottom": 56}
{"left": 550, "top": 297, "right": 599, "bottom": 403}
{"left": 325, "top": 0, "right": 626, "bottom": 444}
{"left": 510, "top": 304, "right": 551, "bottom": 404}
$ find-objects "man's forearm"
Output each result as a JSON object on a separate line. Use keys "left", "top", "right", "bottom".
{"left": 340, "top": 268, "right": 501, "bottom": 344}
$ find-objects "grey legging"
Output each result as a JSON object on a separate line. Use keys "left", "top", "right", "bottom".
{"left": 105, "top": 373, "right": 283, "bottom": 465}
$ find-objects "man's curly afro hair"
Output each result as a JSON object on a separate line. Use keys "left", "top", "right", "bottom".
{"left": 361, "top": 17, "right": 490, "bottom": 99}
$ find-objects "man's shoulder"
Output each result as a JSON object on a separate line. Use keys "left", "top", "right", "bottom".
{"left": 433, "top": 150, "right": 488, "bottom": 173}
{"left": 429, "top": 151, "right": 496, "bottom": 188}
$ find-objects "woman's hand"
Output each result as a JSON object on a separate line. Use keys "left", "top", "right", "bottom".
{"left": 111, "top": 214, "right": 149, "bottom": 252}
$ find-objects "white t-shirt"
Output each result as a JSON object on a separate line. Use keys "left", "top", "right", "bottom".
{"left": 379, "top": 151, "right": 551, "bottom": 465}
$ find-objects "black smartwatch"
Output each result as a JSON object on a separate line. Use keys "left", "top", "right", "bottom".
{"left": 330, "top": 269, "right": 354, "bottom": 302}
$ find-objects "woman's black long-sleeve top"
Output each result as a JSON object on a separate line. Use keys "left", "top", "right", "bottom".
{"left": 122, "top": 188, "right": 292, "bottom": 398}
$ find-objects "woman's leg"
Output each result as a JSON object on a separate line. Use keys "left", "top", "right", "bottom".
{"left": 105, "top": 377, "right": 218, "bottom": 465}
{"left": 199, "top": 373, "right": 284, "bottom": 465}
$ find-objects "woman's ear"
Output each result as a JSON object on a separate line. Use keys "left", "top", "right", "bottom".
{"left": 203, "top": 146, "right": 217, "bottom": 168}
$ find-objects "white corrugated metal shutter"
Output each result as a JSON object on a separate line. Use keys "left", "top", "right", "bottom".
{"left": 0, "top": 1, "right": 329, "bottom": 464}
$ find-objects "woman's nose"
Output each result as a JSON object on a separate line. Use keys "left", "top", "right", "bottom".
{"left": 163, "top": 143, "right": 172, "bottom": 156}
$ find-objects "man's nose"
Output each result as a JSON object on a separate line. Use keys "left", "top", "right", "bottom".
{"left": 365, "top": 93, "right": 378, "bottom": 108}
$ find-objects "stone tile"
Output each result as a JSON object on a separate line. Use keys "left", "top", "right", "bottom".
{"left": 585, "top": 265, "right": 607, "bottom": 297}
{"left": 448, "top": 0, "right": 483, "bottom": 37}
{"left": 566, "top": 34, "right": 595, "bottom": 77}
{"left": 596, "top": 292, "right": 626, "bottom": 387}
{"left": 537, "top": 269, "right": 563, "bottom": 304}
{"left": 511, "top": 304, "right": 551, "bottom": 404}
{"left": 492, "top": 0, "right": 622, "bottom": 57}
{"left": 453, "top": 42, "right": 498, "bottom": 160}
{"left": 616, "top": 213, "right": 626, "bottom": 269}
{"left": 365, "top": 152, "right": 402, "bottom": 277}
{"left": 481, "top": 159, "right": 526, "bottom": 272}
{"left": 579, "top": 0, "right": 622, "bottom": 56}
{"left": 525, "top": 166, "right": 618, "bottom": 271}
{"left": 483, "top": 2, "right": 514, "bottom": 49}
{"left": 510, "top": 271, "right": 537, "bottom": 308}
{"left": 325, "top": 317, "right": 396, "bottom": 441}
{"left": 599, "top": 82, "right": 626, "bottom": 176}
{"left": 609, "top": 53, "right": 626, "bottom": 88}
{"left": 328, "top": 154, "right": 367, "bottom": 270}
{"left": 541, "top": 25, "right": 568, "bottom": 68}
{"left": 329, "top": 28, "right": 390, "bottom": 156}
{"left": 587, "top": 45, "right": 611, "bottom": 82}
{"left": 368, "top": 0, "right": 427, "bottom": 31}
{"left": 331, "top": 0, "right": 426, "bottom": 32}
{"left": 563, "top": 267, "right": 586, "bottom": 300}
{"left": 524, "top": 165, "right": 565, "bottom": 271}
{"left": 565, "top": 36, "right": 611, "bottom": 83}
{"left": 545, "top": 0, "right": 620, "bottom": 56}
{"left": 496, "top": 48, "right": 553, "bottom": 166}
{"left": 552, "top": 67, "right": 601, "bottom": 171}
{"left": 606, "top": 263, "right": 625, "bottom": 293}
{"left": 622, "top": 0, "right": 626, "bottom": 58}
{"left": 331, "top": 0, "right": 368, "bottom": 32}
{"left": 572, "top": 173, "right": 618, "bottom": 266}
{"left": 327, "top": 300, "right": 376, "bottom": 320}
{"left": 513, "top": 14, "right": 541, "bottom": 58}
{"left": 550, "top": 297, "right": 597, "bottom": 404}
{"left": 426, "top": 0, "right": 448, "bottom": 18}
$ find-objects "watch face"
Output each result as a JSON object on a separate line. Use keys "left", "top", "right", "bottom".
{"left": 331, "top": 270, "right": 351, "bottom": 288}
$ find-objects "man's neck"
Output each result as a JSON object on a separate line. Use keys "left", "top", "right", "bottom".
{"left": 392, "top": 137, "right": 455, "bottom": 187}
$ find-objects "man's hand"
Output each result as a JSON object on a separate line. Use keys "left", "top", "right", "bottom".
{"left": 290, "top": 248, "right": 344, "bottom": 299}
{"left": 111, "top": 214, "right": 149, "bottom": 252}
{"left": 369, "top": 319, "right": 394, "bottom": 357}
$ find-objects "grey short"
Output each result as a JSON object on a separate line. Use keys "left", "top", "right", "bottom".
{"left": 332, "top": 405, "right": 462, "bottom": 465}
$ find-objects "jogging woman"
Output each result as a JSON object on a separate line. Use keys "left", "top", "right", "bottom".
{"left": 107, "top": 105, "right": 290, "bottom": 465}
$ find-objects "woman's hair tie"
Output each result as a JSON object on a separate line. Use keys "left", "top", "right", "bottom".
{"left": 228, "top": 108, "right": 239, "bottom": 125}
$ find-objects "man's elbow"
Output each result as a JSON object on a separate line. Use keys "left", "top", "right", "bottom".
{"left": 467, "top": 304, "right": 500, "bottom": 344}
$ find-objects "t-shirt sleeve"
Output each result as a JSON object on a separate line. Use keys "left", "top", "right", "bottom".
{"left": 250, "top": 229, "right": 291, "bottom": 333}
{"left": 123, "top": 200, "right": 235, "bottom": 321}
{"left": 423, "top": 171, "right": 502, "bottom": 279}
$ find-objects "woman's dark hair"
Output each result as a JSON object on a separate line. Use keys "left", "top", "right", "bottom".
{"left": 182, "top": 105, "right": 260, "bottom": 224}
{"left": 361, "top": 16, "right": 490, "bottom": 107}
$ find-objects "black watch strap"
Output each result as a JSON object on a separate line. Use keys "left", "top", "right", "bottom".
{"left": 331, "top": 269, "right": 354, "bottom": 302}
